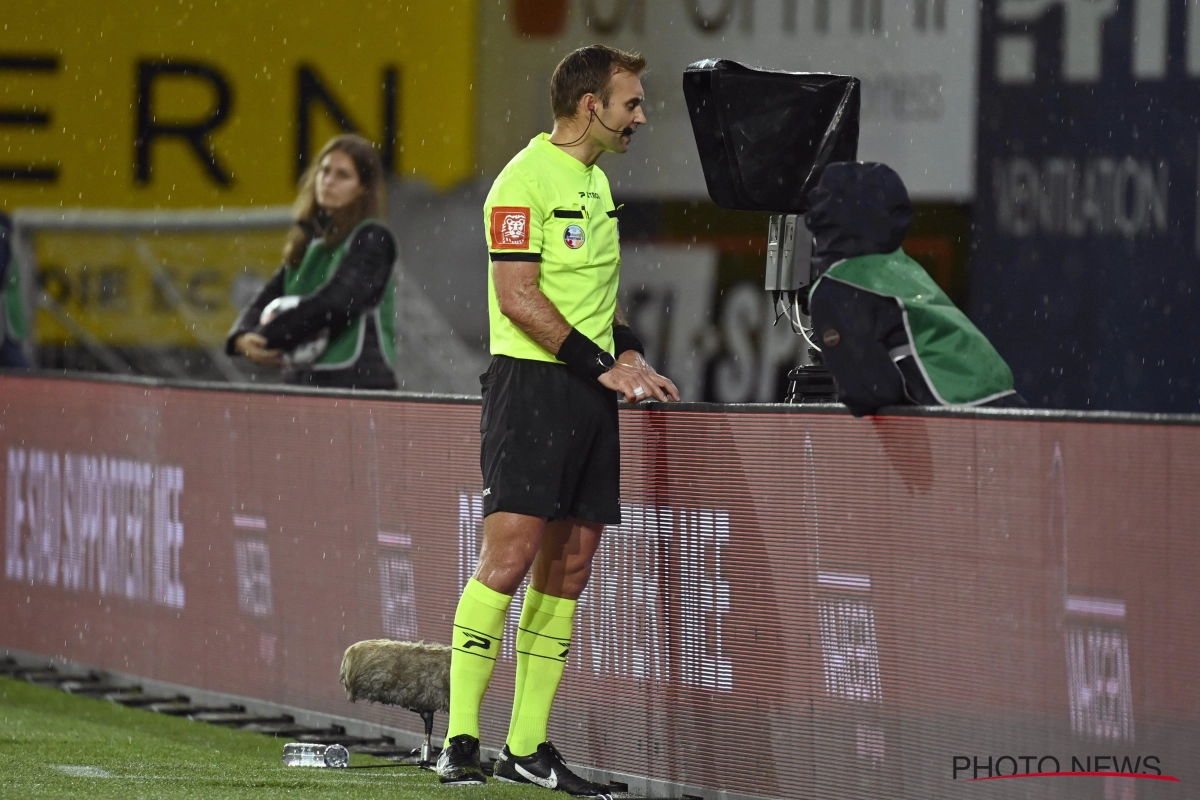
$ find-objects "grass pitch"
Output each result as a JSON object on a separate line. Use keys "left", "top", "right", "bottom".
{"left": 0, "top": 677, "right": 538, "bottom": 799}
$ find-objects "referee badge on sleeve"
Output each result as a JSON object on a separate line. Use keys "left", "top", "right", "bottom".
{"left": 490, "top": 206, "right": 531, "bottom": 249}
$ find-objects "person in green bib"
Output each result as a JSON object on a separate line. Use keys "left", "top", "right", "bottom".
{"left": 226, "top": 134, "right": 398, "bottom": 390}
{"left": 0, "top": 210, "right": 31, "bottom": 369}
{"left": 805, "top": 161, "right": 1026, "bottom": 416}
{"left": 436, "top": 46, "right": 678, "bottom": 796}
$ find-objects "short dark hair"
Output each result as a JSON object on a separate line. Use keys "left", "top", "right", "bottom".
{"left": 550, "top": 45, "right": 646, "bottom": 120}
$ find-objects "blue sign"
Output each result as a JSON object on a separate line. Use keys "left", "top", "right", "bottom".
{"left": 973, "top": 0, "right": 1200, "bottom": 411}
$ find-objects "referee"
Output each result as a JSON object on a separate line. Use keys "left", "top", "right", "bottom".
{"left": 437, "top": 45, "right": 678, "bottom": 795}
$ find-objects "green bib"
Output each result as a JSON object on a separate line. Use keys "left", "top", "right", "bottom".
{"left": 3, "top": 248, "right": 28, "bottom": 340}
{"left": 812, "top": 249, "right": 1015, "bottom": 405}
{"left": 283, "top": 220, "right": 396, "bottom": 370}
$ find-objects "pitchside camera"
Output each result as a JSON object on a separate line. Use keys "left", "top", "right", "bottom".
{"left": 683, "top": 60, "right": 860, "bottom": 401}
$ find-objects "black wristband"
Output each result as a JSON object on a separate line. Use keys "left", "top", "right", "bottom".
{"left": 556, "top": 328, "right": 613, "bottom": 380}
{"left": 612, "top": 324, "right": 644, "bottom": 356}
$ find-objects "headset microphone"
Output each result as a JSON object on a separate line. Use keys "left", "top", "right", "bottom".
{"left": 590, "top": 105, "right": 634, "bottom": 137}
{"left": 551, "top": 106, "right": 633, "bottom": 148}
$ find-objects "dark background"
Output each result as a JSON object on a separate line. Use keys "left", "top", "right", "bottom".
{"left": 973, "top": 0, "right": 1200, "bottom": 412}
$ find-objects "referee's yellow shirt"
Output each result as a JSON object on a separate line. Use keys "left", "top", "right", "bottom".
{"left": 484, "top": 133, "right": 620, "bottom": 362}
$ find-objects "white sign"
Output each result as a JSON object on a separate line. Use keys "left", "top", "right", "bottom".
{"left": 456, "top": 491, "right": 734, "bottom": 691}
{"left": 1066, "top": 625, "right": 1135, "bottom": 741}
{"left": 5, "top": 447, "right": 185, "bottom": 608}
{"left": 234, "top": 537, "right": 274, "bottom": 618}
{"left": 478, "top": 0, "right": 978, "bottom": 200}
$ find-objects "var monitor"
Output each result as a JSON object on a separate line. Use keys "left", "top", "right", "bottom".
{"left": 683, "top": 59, "right": 860, "bottom": 213}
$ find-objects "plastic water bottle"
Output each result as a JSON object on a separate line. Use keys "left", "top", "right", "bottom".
{"left": 282, "top": 743, "right": 350, "bottom": 768}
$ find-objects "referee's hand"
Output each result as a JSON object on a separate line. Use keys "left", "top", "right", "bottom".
{"left": 601, "top": 351, "right": 680, "bottom": 403}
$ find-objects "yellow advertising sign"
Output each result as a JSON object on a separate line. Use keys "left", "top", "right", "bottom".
{"left": 32, "top": 223, "right": 289, "bottom": 347}
{"left": 1, "top": 1, "right": 475, "bottom": 210}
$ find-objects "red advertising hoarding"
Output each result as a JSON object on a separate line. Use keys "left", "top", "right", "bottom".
{"left": 3, "top": 374, "right": 1198, "bottom": 798}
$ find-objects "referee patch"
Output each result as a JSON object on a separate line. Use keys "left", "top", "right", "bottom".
{"left": 563, "top": 224, "right": 585, "bottom": 249}
{"left": 490, "top": 206, "right": 531, "bottom": 250}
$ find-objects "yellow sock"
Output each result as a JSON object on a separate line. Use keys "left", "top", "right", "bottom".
{"left": 445, "top": 578, "right": 512, "bottom": 744}
{"left": 506, "top": 587, "right": 576, "bottom": 756}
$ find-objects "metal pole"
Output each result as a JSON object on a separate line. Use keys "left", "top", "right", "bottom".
{"left": 135, "top": 242, "right": 245, "bottom": 383}
{"left": 12, "top": 224, "right": 38, "bottom": 365}
{"left": 36, "top": 292, "right": 134, "bottom": 375}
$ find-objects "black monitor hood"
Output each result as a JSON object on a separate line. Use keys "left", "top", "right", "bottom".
{"left": 683, "top": 59, "right": 860, "bottom": 213}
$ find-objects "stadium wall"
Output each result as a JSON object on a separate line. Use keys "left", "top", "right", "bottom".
{"left": 2, "top": 374, "right": 1198, "bottom": 798}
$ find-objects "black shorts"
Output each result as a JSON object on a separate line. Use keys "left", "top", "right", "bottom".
{"left": 480, "top": 355, "right": 621, "bottom": 525}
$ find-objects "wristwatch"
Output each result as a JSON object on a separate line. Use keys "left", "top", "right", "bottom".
{"left": 592, "top": 351, "right": 616, "bottom": 378}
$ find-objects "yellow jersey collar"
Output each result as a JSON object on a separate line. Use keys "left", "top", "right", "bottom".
{"left": 532, "top": 133, "right": 592, "bottom": 175}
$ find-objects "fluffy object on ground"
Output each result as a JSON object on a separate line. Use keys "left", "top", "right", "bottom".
{"left": 339, "top": 639, "right": 451, "bottom": 713}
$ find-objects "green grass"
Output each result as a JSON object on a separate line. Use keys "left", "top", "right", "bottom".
{"left": 0, "top": 677, "right": 538, "bottom": 799}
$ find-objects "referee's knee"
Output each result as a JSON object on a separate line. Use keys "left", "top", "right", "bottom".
{"left": 474, "top": 551, "right": 538, "bottom": 595}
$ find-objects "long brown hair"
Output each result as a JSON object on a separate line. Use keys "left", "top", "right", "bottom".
{"left": 283, "top": 134, "right": 386, "bottom": 267}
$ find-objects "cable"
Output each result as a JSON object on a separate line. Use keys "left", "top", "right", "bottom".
{"left": 549, "top": 113, "right": 595, "bottom": 147}
{"left": 591, "top": 106, "right": 634, "bottom": 137}
{"left": 781, "top": 290, "right": 822, "bottom": 353}
{"left": 550, "top": 106, "right": 634, "bottom": 148}
{"left": 771, "top": 290, "right": 786, "bottom": 327}
{"left": 799, "top": 324, "right": 822, "bottom": 354}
